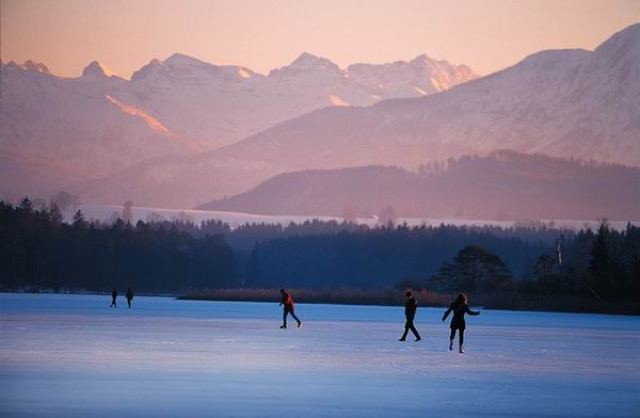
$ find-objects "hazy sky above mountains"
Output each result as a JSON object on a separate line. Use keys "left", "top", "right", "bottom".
{"left": 1, "top": 0, "right": 638, "bottom": 78}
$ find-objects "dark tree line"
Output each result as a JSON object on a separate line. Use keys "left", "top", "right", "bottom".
{"left": 2, "top": 199, "right": 638, "bottom": 304}
{"left": 522, "top": 222, "right": 640, "bottom": 299}
{"left": 0, "top": 200, "right": 238, "bottom": 291}
{"left": 246, "top": 224, "right": 549, "bottom": 289}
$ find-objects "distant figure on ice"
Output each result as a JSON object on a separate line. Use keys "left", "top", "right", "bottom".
{"left": 110, "top": 288, "right": 118, "bottom": 308}
{"left": 442, "top": 293, "right": 480, "bottom": 353}
{"left": 126, "top": 287, "right": 134, "bottom": 308}
{"left": 399, "top": 291, "right": 421, "bottom": 341}
{"left": 279, "top": 289, "right": 302, "bottom": 329}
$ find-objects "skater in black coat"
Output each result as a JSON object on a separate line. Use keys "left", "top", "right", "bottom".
{"left": 442, "top": 293, "right": 480, "bottom": 353}
{"left": 126, "top": 287, "right": 134, "bottom": 308}
{"left": 399, "top": 291, "right": 421, "bottom": 341}
{"left": 110, "top": 288, "right": 118, "bottom": 308}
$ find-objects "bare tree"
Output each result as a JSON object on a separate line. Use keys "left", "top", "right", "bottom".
{"left": 341, "top": 205, "right": 358, "bottom": 224}
{"left": 146, "top": 212, "right": 165, "bottom": 223}
{"left": 378, "top": 205, "right": 397, "bottom": 227}
{"left": 51, "top": 191, "right": 73, "bottom": 212}
{"left": 122, "top": 201, "right": 134, "bottom": 224}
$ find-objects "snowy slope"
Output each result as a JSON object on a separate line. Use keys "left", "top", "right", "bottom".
{"left": 1, "top": 52, "right": 475, "bottom": 155}
{"left": 213, "top": 23, "right": 640, "bottom": 169}
{"left": 0, "top": 60, "right": 194, "bottom": 180}
{"left": 0, "top": 53, "right": 476, "bottom": 201}
{"left": 72, "top": 24, "right": 640, "bottom": 208}
{"left": 104, "top": 51, "right": 477, "bottom": 148}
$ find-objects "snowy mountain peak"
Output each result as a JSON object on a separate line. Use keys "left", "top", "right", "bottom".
{"left": 278, "top": 52, "right": 342, "bottom": 73}
{"left": 409, "top": 54, "right": 433, "bottom": 64}
{"left": 82, "top": 61, "right": 114, "bottom": 78}
{"left": 163, "top": 53, "right": 213, "bottom": 68}
{"left": 130, "top": 59, "right": 162, "bottom": 81}
{"left": 594, "top": 22, "right": 640, "bottom": 65}
{"left": 21, "top": 60, "right": 50, "bottom": 74}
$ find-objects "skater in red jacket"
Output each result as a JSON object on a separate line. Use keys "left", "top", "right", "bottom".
{"left": 279, "top": 289, "right": 302, "bottom": 329}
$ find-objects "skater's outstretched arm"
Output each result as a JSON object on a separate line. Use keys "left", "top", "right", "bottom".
{"left": 442, "top": 305, "right": 452, "bottom": 322}
{"left": 465, "top": 306, "right": 480, "bottom": 316}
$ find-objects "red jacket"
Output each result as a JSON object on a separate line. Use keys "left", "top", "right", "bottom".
{"left": 281, "top": 292, "right": 294, "bottom": 308}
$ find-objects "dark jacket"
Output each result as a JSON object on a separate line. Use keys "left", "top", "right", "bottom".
{"left": 405, "top": 297, "right": 418, "bottom": 320}
{"left": 442, "top": 302, "right": 479, "bottom": 330}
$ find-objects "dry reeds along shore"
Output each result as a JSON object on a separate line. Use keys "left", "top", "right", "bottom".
{"left": 178, "top": 288, "right": 640, "bottom": 315}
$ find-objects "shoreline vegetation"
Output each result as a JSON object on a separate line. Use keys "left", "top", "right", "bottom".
{"left": 2, "top": 288, "right": 639, "bottom": 315}
{"left": 178, "top": 288, "right": 640, "bottom": 316}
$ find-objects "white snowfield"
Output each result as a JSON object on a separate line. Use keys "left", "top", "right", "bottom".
{"left": 1, "top": 294, "right": 638, "bottom": 418}
{"left": 72, "top": 204, "right": 637, "bottom": 232}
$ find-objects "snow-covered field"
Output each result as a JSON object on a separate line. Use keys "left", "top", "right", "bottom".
{"left": 1, "top": 293, "right": 639, "bottom": 418}
{"left": 75, "top": 204, "right": 635, "bottom": 231}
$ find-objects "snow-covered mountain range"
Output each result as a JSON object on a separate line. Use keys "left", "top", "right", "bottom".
{"left": 213, "top": 23, "right": 640, "bottom": 170}
{"left": 76, "top": 24, "right": 640, "bottom": 209}
{"left": 0, "top": 52, "right": 476, "bottom": 201}
{"left": 1, "top": 24, "right": 638, "bottom": 213}
{"left": 0, "top": 53, "right": 474, "bottom": 162}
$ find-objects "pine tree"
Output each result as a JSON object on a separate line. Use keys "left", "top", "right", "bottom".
{"left": 590, "top": 221, "right": 615, "bottom": 295}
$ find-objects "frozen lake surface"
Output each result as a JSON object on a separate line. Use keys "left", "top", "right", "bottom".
{"left": 1, "top": 293, "right": 639, "bottom": 418}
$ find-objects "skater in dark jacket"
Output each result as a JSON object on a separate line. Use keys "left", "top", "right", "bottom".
{"left": 279, "top": 289, "right": 302, "bottom": 329}
{"left": 399, "top": 291, "right": 421, "bottom": 341}
{"left": 126, "top": 287, "right": 134, "bottom": 308}
{"left": 442, "top": 293, "right": 480, "bottom": 353}
{"left": 110, "top": 288, "right": 118, "bottom": 308}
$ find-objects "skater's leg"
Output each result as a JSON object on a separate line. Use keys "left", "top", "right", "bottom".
{"left": 399, "top": 321, "right": 410, "bottom": 341}
{"left": 290, "top": 310, "right": 301, "bottom": 326}
{"left": 459, "top": 329, "right": 465, "bottom": 347}
{"left": 449, "top": 328, "right": 456, "bottom": 351}
{"left": 410, "top": 322, "right": 421, "bottom": 340}
{"left": 282, "top": 309, "right": 288, "bottom": 328}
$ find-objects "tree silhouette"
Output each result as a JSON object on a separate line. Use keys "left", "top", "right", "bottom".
{"left": 429, "top": 245, "right": 513, "bottom": 292}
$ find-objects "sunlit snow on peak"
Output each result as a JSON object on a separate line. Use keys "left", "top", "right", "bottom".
{"left": 330, "top": 95, "right": 350, "bottom": 106}
{"left": 238, "top": 68, "right": 253, "bottom": 79}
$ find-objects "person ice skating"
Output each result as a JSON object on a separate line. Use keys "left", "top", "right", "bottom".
{"left": 110, "top": 288, "right": 118, "bottom": 308}
{"left": 399, "top": 291, "right": 421, "bottom": 341}
{"left": 126, "top": 287, "right": 134, "bottom": 309}
{"left": 442, "top": 293, "right": 480, "bottom": 353}
{"left": 279, "top": 289, "right": 302, "bottom": 329}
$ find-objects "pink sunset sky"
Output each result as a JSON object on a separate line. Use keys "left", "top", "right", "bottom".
{"left": 1, "top": 0, "right": 638, "bottom": 78}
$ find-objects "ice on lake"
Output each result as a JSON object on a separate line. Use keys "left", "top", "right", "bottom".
{"left": 1, "top": 293, "right": 639, "bottom": 417}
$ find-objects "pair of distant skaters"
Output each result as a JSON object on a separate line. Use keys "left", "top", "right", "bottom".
{"left": 279, "top": 289, "right": 480, "bottom": 353}
{"left": 400, "top": 291, "right": 480, "bottom": 353}
{"left": 110, "top": 287, "right": 134, "bottom": 308}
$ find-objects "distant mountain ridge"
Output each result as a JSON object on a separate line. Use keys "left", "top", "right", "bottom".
{"left": 199, "top": 151, "right": 640, "bottom": 221}
{"left": 1, "top": 51, "right": 475, "bottom": 151}
{"left": 79, "top": 24, "right": 640, "bottom": 209}
{"left": 2, "top": 24, "right": 638, "bottom": 214}
{"left": 0, "top": 52, "right": 476, "bottom": 201}
{"left": 212, "top": 24, "right": 640, "bottom": 169}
